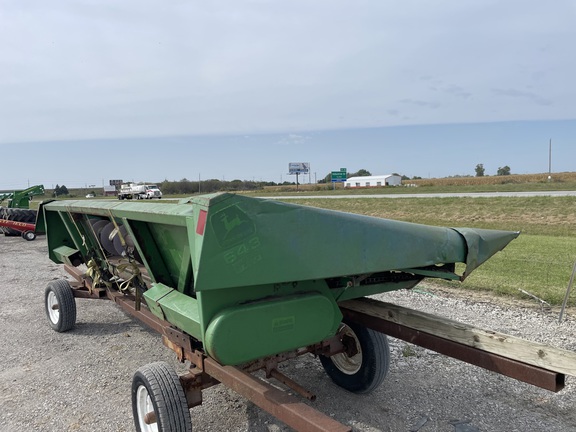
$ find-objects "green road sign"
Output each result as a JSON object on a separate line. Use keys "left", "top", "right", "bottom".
{"left": 331, "top": 171, "right": 347, "bottom": 182}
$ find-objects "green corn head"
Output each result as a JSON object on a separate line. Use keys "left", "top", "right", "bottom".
{"left": 38, "top": 193, "right": 519, "bottom": 365}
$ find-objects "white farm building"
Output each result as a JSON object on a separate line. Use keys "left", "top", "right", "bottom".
{"left": 344, "top": 174, "right": 402, "bottom": 188}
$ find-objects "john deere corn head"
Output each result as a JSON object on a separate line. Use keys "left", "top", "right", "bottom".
{"left": 38, "top": 193, "right": 520, "bottom": 431}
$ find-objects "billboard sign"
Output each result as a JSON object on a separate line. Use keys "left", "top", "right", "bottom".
{"left": 288, "top": 162, "right": 310, "bottom": 174}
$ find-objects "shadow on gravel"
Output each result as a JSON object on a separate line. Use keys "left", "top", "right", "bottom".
{"left": 69, "top": 321, "right": 146, "bottom": 337}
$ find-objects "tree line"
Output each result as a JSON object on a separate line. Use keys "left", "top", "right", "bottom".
{"left": 475, "top": 164, "right": 511, "bottom": 177}
{"left": 158, "top": 178, "right": 280, "bottom": 194}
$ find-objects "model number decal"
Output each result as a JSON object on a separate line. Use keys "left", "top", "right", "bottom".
{"left": 223, "top": 236, "right": 262, "bottom": 265}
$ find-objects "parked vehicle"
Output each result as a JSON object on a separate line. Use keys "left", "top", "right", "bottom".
{"left": 118, "top": 183, "right": 162, "bottom": 200}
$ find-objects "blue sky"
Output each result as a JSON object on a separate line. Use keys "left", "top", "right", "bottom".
{"left": 1, "top": 1, "right": 575, "bottom": 189}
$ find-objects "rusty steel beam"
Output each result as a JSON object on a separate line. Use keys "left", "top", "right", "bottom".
{"left": 268, "top": 368, "right": 317, "bottom": 401}
{"left": 203, "top": 358, "right": 351, "bottom": 432}
{"left": 341, "top": 306, "right": 565, "bottom": 392}
{"left": 111, "top": 291, "right": 171, "bottom": 335}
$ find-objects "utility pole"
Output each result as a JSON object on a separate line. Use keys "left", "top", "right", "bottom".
{"left": 548, "top": 139, "right": 552, "bottom": 182}
{"left": 549, "top": 139, "right": 552, "bottom": 174}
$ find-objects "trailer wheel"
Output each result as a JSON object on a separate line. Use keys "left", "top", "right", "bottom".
{"left": 132, "top": 362, "right": 192, "bottom": 432}
{"left": 320, "top": 320, "right": 390, "bottom": 394}
{"left": 21, "top": 230, "right": 36, "bottom": 241}
{"left": 45, "top": 279, "right": 77, "bottom": 332}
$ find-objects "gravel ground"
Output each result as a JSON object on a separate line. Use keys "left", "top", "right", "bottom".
{"left": 1, "top": 236, "right": 575, "bottom": 432}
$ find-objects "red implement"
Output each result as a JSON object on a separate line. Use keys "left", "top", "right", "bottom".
{"left": 0, "top": 218, "right": 36, "bottom": 240}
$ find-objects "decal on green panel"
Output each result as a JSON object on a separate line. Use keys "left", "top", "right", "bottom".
{"left": 222, "top": 236, "right": 263, "bottom": 275}
{"left": 272, "top": 316, "right": 295, "bottom": 333}
{"left": 211, "top": 204, "right": 263, "bottom": 275}
{"left": 210, "top": 204, "right": 255, "bottom": 248}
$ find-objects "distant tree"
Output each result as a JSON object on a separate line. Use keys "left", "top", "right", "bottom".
{"left": 475, "top": 164, "right": 485, "bottom": 177}
{"left": 349, "top": 169, "right": 372, "bottom": 177}
{"left": 53, "top": 184, "right": 69, "bottom": 196}
{"left": 497, "top": 165, "right": 511, "bottom": 176}
{"left": 412, "top": 175, "right": 422, "bottom": 180}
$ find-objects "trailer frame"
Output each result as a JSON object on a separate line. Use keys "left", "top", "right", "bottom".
{"left": 55, "top": 263, "right": 571, "bottom": 431}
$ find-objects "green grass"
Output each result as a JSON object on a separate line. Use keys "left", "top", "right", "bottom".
{"left": 244, "top": 180, "right": 576, "bottom": 196}
{"left": 450, "top": 235, "right": 576, "bottom": 305}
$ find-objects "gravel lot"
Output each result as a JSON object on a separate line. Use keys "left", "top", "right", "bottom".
{"left": 1, "top": 236, "right": 575, "bottom": 432}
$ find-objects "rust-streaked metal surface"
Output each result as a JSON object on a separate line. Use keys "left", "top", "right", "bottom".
{"left": 204, "top": 358, "right": 351, "bottom": 432}
{"left": 341, "top": 303, "right": 565, "bottom": 392}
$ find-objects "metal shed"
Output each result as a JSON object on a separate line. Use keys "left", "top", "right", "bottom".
{"left": 344, "top": 174, "right": 401, "bottom": 188}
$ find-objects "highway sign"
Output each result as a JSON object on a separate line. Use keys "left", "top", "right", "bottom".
{"left": 331, "top": 171, "right": 347, "bottom": 182}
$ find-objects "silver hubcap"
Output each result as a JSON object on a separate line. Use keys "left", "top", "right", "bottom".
{"left": 331, "top": 324, "right": 362, "bottom": 375}
{"left": 136, "top": 385, "right": 158, "bottom": 432}
{"left": 47, "top": 291, "right": 59, "bottom": 324}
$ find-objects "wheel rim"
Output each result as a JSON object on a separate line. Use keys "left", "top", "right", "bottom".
{"left": 47, "top": 291, "right": 60, "bottom": 324}
{"left": 136, "top": 385, "right": 158, "bottom": 432}
{"left": 331, "top": 324, "right": 363, "bottom": 375}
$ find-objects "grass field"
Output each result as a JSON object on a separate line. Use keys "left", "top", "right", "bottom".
{"left": 253, "top": 171, "right": 576, "bottom": 195}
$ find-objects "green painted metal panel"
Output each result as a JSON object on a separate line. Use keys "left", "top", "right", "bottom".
{"left": 52, "top": 246, "right": 82, "bottom": 266}
{"left": 143, "top": 283, "right": 201, "bottom": 340}
{"left": 204, "top": 292, "right": 339, "bottom": 365}
{"left": 142, "top": 282, "right": 173, "bottom": 319}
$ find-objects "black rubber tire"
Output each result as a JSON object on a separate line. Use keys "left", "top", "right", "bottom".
{"left": 2, "top": 208, "right": 36, "bottom": 236}
{"left": 132, "top": 362, "right": 192, "bottom": 432}
{"left": 0, "top": 206, "right": 5, "bottom": 234}
{"left": 21, "top": 230, "right": 36, "bottom": 241}
{"left": 320, "top": 319, "right": 390, "bottom": 394}
{"left": 44, "top": 279, "right": 77, "bottom": 332}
